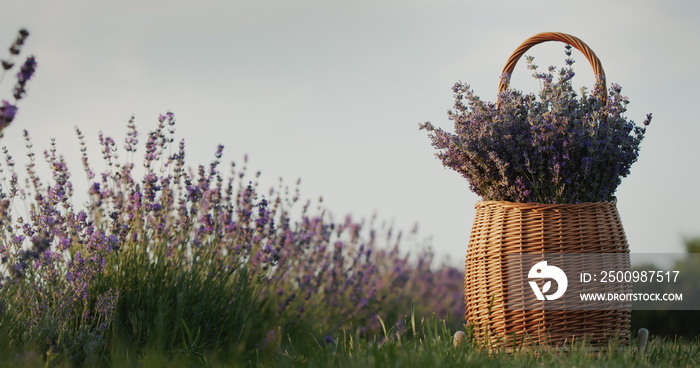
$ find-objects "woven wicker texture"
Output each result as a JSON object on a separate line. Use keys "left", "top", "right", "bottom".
{"left": 464, "top": 201, "right": 631, "bottom": 348}
{"left": 498, "top": 32, "right": 607, "bottom": 104}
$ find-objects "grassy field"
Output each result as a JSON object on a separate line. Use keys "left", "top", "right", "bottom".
{"left": 267, "top": 332, "right": 699, "bottom": 368}
{"left": 3, "top": 316, "right": 698, "bottom": 367}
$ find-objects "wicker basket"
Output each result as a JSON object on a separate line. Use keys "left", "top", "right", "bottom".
{"left": 463, "top": 33, "right": 631, "bottom": 349}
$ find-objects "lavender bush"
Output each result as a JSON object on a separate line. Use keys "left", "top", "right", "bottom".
{"left": 420, "top": 46, "right": 651, "bottom": 204}
{"left": 0, "top": 111, "right": 464, "bottom": 365}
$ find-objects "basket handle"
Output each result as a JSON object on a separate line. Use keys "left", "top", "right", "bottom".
{"left": 498, "top": 32, "right": 606, "bottom": 104}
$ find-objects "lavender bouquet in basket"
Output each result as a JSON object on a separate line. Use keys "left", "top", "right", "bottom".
{"left": 420, "top": 44, "right": 651, "bottom": 204}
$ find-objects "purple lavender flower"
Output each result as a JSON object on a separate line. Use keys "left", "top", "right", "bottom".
{"left": 0, "top": 100, "right": 17, "bottom": 126}
{"left": 95, "top": 289, "right": 119, "bottom": 319}
{"left": 124, "top": 117, "right": 139, "bottom": 152}
{"left": 12, "top": 56, "right": 36, "bottom": 100}
{"left": 158, "top": 111, "right": 174, "bottom": 123}
{"left": 15, "top": 56, "right": 36, "bottom": 83}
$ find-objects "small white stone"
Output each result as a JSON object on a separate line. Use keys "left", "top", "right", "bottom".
{"left": 453, "top": 331, "right": 466, "bottom": 348}
{"left": 637, "top": 328, "right": 649, "bottom": 354}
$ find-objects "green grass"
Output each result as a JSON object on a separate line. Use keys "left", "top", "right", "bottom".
{"left": 145, "top": 323, "right": 697, "bottom": 368}
{"left": 260, "top": 318, "right": 700, "bottom": 368}
{"left": 3, "top": 316, "right": 696, "bottom": 367}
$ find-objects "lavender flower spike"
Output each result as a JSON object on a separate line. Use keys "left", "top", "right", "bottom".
{"left": 0, "top": 100, "right": 18, "bottom": 127}
{"left": 9, "top": 29, "right": 29, "bottom": 56}
{"left": 13, "top": 56, "right": 37, "bottom": 100}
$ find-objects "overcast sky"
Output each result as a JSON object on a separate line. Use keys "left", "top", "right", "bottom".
{"left": 1, "top": 0, "right": 698, "bottom": 265}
